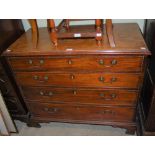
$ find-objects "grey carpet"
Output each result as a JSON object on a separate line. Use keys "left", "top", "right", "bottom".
{"left": 11, "top": 120, "right": 135, "bottom": 136}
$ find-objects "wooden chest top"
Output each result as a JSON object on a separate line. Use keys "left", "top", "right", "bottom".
{"left": 3, "top": 23, "right": 150, "bottom": 56}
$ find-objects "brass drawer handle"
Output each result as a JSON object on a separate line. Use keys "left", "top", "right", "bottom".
{"left": 111, "top": 77, "right": 117, "bottom": 82}
{"left": 40, "top": 91, "right": 53, "bottom": 96}
{"left": 28, "top": 59, "right": 33, "bottom": 64}
{"left": 111, "top": 59, "right": 117, "bottom": 65}
{"left": 111, "top": 93, "right": 116, "bottom": 98}
{"left": 44, "top": 76, "right": 49, "bottom": 80}
{"left": 99, "top": 76, "right": 104, "bottom": 82}
{"left": 98, "top": 110, "right": 115, "bottom": 115}
{"left": 40, "top": 91, "right": 44, "bottom": 95}
{"left": 33, "top": 76, "right": 48, "bottom": 82}
{"left": 99, "top": 59, "right": 104, "bottom": 65}
{"left": 44, "top": 107, "right": 58, "bottom": 113}
{"left": 73, "top": 90, "right": 77, "bottom": 95}
{"left": 33, "top": 75, "right": 38, "bottom": 80}
{"left": 100, "top": 93, "right": 117, "bottom": 100}
{"left": 40, "top": 59, "right": 44, "bottom": 64}
{"left": 70, "top": 74, "right": 75, "bottom": 80}
{"left": 68, "top": 60, "right": 73, "bottom": 65}
{"left": 48, "top": 92, "right": 53, "bottom": 96}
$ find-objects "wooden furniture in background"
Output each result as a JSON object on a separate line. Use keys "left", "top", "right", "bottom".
{"left": 29, "top": 19, "right": 115, "bottom": 48}
{"left": 137, "top": 19, "right": 155, "bottom": 135}
{"left": 28, "top": 19, "right": 38, "bottom": 48}
{"left": 0, "top": 19, "right": 28, "bottom": 121}
{"left": 2, "top": 22, "right": 150, "bottom": 134}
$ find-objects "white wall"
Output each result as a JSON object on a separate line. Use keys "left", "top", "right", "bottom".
{"left": 22, "top": 19, "right": 145, "bottom": 32}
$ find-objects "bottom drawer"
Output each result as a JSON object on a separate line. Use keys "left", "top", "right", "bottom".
{"left": 29, "top": 102, "right": 136, "bottom": 122}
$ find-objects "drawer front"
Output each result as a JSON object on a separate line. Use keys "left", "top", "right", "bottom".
{"left": 8, "top": 56, "right": 143, "bottom": 72}
{"left": 22, "top": 87, "right": 138, "bottom": 106}
{"left": 29, "top": 102, "right": 136, "bottom": 122}
{"left": 15, "top": 72, "right": 141, "bottom": 89}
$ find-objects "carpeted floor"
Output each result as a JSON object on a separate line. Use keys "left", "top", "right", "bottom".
{"left": 11, "top": 120, "right": 135, "bottom": 136}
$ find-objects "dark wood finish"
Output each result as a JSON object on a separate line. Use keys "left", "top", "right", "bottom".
{"left": 0, "top": 19, "right": 24, "bottom": 52}
{"left": 29, "top": 102, "right": 136, "bottom": 122}
{"left": 14, "top": 72, "right": 142, "bottom": 89}
{"left": 28, "top": 19, "right": 38, "bottom": 48}
{"left": 2, "top": 23, "right": 150, "bottom": 134}
{"left": 48, "top": 19, "right": 104, "bottom": 46}
{"left": 0, "top": 68, "right": 23, "bottom": 113}
{"left": 22, "top": 87, "right": 138, "bottom": 106}
{"left": 138, "top": 69, "right": 155, "bottom": 135}
{"left": 95, "top": 19, "right": 102, "bottom": 46}
{"left": 48, "top": 19, "right": 58, "bottom": 47}
{"left": 8, "top": 56, "right": 143, "bottom": 72}
{"left": 29, "top": 19, "right": 117, "bottom": 48}
{"left": 0, "top": 19, "right": 28, "bottom": 119}
{"left": 137, "top": 19, "right": 155, "bottom": 135}
{"left": 106, "top": 19, "right": 116, "bottom": 48}
{"left": 3, "top": 24, "right": 149, "bottom": 56}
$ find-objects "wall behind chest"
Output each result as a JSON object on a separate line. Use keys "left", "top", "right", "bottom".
{"left": 22, "top": 19, "right": 145, "bottom": 32}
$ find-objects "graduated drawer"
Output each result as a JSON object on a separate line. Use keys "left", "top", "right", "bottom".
{"left": 15, "top": 72, "right": 142, "bottom": 89}
{"left": 28, "top": 102, "right": 136, "bottom": 122}
{"left": 22, "top": 87, "right": 138, "bottom": 106}
{"left": 8, "top": 56, "right": 143, "bottom": 72}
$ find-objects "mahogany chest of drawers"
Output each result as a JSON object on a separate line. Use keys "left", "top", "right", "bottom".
{"left": 2, "top": 23, "right": 150, "bottom": 134}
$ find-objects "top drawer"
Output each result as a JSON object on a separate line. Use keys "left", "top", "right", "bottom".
{"left": 8, "top": 56, "right": 143, "bottom": 72}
